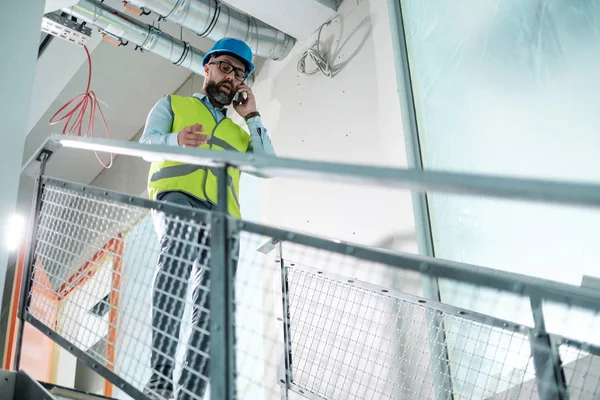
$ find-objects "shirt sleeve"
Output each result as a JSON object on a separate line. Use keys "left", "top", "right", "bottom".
{"left": 245, "top": 116, "right": 276, "bottom": 178}
{"left": 139, "top": 96, "right": 179, "bottom": 147}
{"left": 246, "top": 116, "right": 276, "bottom": 156}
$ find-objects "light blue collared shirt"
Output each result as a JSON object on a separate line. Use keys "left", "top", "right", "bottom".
{"left": 139, "top": 93, "right": 276, "bottom": 156}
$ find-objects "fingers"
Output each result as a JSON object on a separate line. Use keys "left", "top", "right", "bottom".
{"left": 190, "top": 123, "right": 204, "bottom": 133}
{"left": 178, "top": 124, "right": 209, "bottom": 147}
{"left": 237, "top": 83, "right": 252, "bottom": 96}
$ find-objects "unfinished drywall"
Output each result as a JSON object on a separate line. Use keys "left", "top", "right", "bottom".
{"left": 252, "top": 0, "right": 417, "bottom": 263}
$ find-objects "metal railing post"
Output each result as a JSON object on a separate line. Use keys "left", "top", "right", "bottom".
{"left": 529, "top": 297, "right": 568, "bottom": 400}
{"left": 14, "top": 150, "right": 50, "bottom": 371}
{"left": 278, "top": 243, "right": 292, "bottom": 399}
{"left": 210, "top": 164, "right": 236, "bottom": 400}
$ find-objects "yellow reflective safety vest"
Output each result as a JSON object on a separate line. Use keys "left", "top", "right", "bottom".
{"left": 147, "top": 95, "right": 251, "bottom": 218}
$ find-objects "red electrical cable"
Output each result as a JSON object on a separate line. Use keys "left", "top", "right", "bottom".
{"left": 49, "top": 45, "right": 113, "bottom": 168}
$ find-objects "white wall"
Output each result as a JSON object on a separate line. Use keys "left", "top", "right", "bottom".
{"left": 252, "top": 0, "right": 418, "bottom": 276}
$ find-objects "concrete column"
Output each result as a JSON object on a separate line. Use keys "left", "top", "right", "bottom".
{"left": 0, "top": 0, "right": 46, "bottom": 357}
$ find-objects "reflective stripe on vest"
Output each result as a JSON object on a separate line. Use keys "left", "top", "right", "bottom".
{"left": 146, "top": 95, "right": 250, "bottom": 217}
{"left": 150, "top": 164, "right": 241, "bottom": 210}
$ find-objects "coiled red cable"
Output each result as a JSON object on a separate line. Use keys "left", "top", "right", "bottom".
{"left": 49, "top": 45, "right": 113, "bottom": 168}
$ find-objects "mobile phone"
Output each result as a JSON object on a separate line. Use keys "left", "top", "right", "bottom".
{"left": 233, "top": 91, "right": 247, "bottom": 106}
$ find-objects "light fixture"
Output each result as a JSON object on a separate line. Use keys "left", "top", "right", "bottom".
{"left": 6, "top": 214, "right": 25, "bottom": 252}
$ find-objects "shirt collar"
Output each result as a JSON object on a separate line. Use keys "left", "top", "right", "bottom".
{"left": 193, "top": 93, "right": 228, "bottom": 113}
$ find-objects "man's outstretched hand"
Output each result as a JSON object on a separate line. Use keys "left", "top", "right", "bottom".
{"left": 178, "top": 124, "right": 209, "bottom": 147}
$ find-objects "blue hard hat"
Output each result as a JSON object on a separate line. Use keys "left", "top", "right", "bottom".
{"left": 202, "top": 38, "right": 255, "bottom": 75}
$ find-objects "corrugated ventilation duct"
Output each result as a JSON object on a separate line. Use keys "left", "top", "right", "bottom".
{"left": 125, "top": 0, "right": 296, "bottom": 60}
{"left": 64, "top": 0, "right": 207, "bottom": 75}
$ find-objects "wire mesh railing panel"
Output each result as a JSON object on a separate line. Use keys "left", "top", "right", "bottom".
{"left": 443, "top": 316, "right": 537, "bottom": 400}
{"left": 285, "top": 265, "right": 438, "bottom": 400}
{"left": 229, "top": 231, "right": 288, "bottom": 399}
{"left": 26, "top": 180, "right": 214, "bottom": 400}
{"left": 116, "top": 212, "right": 212, "bottom": 400}
{"left": 282, "top": 262, "right": 537, "bottom": 400}
{"left": 23, "top": 178, "right": 600, "bottom": 400}
{"left": 559, "top": 343, "right": 600, "bottom": 400}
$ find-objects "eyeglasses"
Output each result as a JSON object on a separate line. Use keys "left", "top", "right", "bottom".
{"left": 208, "top": 61, "right": 247, "bottom": 82}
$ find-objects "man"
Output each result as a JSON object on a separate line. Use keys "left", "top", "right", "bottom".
{"left": 139, "top": 37, "right": 276, "bottom": 399}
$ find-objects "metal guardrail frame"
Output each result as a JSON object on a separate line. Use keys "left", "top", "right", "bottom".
{"left": 237, "top": 218, "right": 600, "bottom": 313}
{"left": 14, "top": 149, "right": 50, "bottom": 371}
{"left": 13, "top": 136, "right": 600, "bottom": 400}
{"left": 210, "top": 165, "right": 237, "bottom": 400}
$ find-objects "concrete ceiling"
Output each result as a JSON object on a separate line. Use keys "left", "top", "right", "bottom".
{"left": 23, "top": 0, "right": 335, "bottom": 186}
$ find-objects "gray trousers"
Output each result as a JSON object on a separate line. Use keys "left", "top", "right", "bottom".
{"left": 151, "top": 191, "right": 237, "bottom": 399}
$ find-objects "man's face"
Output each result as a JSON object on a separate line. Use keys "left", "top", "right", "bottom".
{"left": 204, "top": 54, "right": 246, "bottom": 107}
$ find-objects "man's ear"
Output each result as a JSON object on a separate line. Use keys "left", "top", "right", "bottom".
{"left": 204, "top": 63, "right": 210, "bottom": 77}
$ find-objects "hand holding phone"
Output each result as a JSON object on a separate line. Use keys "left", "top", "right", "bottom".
{"left": 233, "top": 91, "right": 247, "bottom": 107}
{"left": 232, "top": 83, "right": 258, "bottom": 118}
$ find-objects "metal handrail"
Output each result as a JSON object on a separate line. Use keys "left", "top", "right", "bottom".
{"left": 22, "top": 135, "right": 600, "bottom": 310}
{"left": 25, "top": 134, "right": 600, "bottom": 209}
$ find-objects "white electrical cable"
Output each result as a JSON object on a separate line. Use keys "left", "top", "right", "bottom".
{"left": 297, "top": 20, "right": 334, "bottom": 78}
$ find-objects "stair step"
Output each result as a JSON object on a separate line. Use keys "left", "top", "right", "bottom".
{"left": 38, "top": 382, "right": 115, "bottom": 400}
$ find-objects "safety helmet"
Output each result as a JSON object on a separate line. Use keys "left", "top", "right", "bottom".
{"left": 202, "top": 38, "right": 255, "bottom": 76}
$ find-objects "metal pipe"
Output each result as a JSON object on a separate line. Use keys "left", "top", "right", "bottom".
{"left": 63, "top": 0, "right": 206, "bottom": 75}
{"left": 125, "top": 0, "right": 296, "bottom": 60}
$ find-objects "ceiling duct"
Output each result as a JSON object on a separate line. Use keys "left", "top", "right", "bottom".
{"left": 125, "top": 0, "right": 296, "bottom": 60}
{"left": 63, "top": 0, "right": 206, "bottom": 75}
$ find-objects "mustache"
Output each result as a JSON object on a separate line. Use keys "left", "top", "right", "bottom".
{"left": 218, "top": 81, "right": 233, "bottom": 90}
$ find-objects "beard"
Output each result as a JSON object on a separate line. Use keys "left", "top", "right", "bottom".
{"left": 205, "top": 80, "right": 235, "bottom": 107}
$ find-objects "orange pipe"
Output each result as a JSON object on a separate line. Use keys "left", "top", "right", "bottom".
{"left": 56, "top": 239, "right": 115, "bottom": 301}
{"left": 3, "top": 243, "right": 27, "bottom": 370}
{"left": 104, "top": 234, "right": 124, "bottom": 397}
